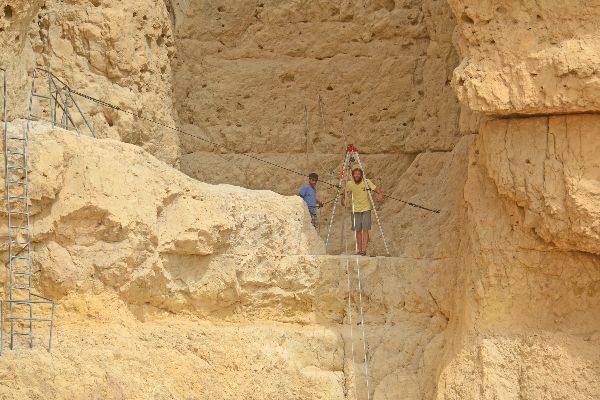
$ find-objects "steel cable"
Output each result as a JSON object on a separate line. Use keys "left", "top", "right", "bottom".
{"left": 70, "top": 89, "right": 440, "bottom": 213}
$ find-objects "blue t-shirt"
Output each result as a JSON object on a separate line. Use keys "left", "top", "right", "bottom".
{"left": 298, "top": 184, "right": 317, "bottom": 214}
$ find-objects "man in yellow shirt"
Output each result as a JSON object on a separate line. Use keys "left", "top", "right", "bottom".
{"left": 340, "top": 165, "right": 384, "bottom": 255}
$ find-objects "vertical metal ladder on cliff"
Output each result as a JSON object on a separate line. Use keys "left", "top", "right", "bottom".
{"left": 1, "top": 68, "right": 55, "bottom": 353}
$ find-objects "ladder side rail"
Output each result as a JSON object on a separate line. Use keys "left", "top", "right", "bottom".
{"left": 343, "top": 198, "right": 359, "bottom": 400}
{"left": 325, "top": 151, "right": 352, "bottom": 251}
{"left": 0, "top": 68, "right": 3, "bottom": 355}
{"left": 50, "top": 78, "right": 80, "bottom": 135}
{"left": 48, "top": 71, "right": 55, "bottom": 127}
{"left": 0, "top": 300, "right": 3, "bottom": 354}
{"left": 352, "top": 152, "right": 391, "bottom": 256}
{"left": 1, "top": 68, "right": 4, "bottom": 355}
{"left": 350, "top": 193, "right": 372, "bottom": 400}
{"left": 66, "top": 88, "right": 96, "bottom": 137}
{"left": 3, "top": 68, "right": 19, "bottom": 349}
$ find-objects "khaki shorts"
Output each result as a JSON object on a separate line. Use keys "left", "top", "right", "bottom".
{"left": 351, "top": 211, "right": 372, "bottom": 231}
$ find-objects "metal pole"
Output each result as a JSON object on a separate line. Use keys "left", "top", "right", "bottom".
{"left": 50, "top": 79, "right": 79, "bottom": 135}
{"left": 62, "top": 84, "right": 68, "bottom": 129}
{"left": 28, "top": 303, "right": 32, "bottom": 348}
{"left": 49, "top": 73, "right": 55, "bottom": 127}
{"left": 1, "top": 300, "right": 4, "bottom": 355}
{"left": 350, "top": 193, "right": 371, "bottom": 400}
{"left": 48, "top": 302, "right": 54, "bottom": 352}
{"left": 324, "top": 151, "right": 351, "bottom": 252}
{"left": 66, "top": 88, "right": 94, "bottom": 137}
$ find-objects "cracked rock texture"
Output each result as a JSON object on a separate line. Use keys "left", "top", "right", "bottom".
{"left": 0, "top": 0, "right": 181, "bottom": 165}
{"left": 448, "top": 0, "right": 600, "bottom": 115}
{"left": 0, "top": 0, "right": 599, "bottom": 399}
{"left": 170, "top": 0, "right": 464, "bottom": 192}
{"left": 0, "top": 126, "right": 452, "bottom": 399}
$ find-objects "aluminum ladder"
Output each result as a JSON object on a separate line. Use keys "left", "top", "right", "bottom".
{"left": 1, "top": 68, "right": 54, "bottom": 352}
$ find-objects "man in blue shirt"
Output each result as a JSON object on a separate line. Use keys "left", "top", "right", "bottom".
{"left": 298, "top": 173, "right": 323, "bottom": 228}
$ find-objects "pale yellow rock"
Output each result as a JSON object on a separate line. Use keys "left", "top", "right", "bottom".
{"left": 0, "top": 0, "right": 599, "bottom": 399}
{"left": 448, "top": 0, "right": 600, "bottom": 115}
{"left": 0, "top": 123, "right": 451, "bottom": 399}
{"left": 0, "top": 0, "right": 182, "bottom": 165}
{"left": 173, "top": 0, "right": 464, "bottom": 192}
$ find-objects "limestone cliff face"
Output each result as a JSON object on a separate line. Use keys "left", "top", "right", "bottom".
{"left": 435, "top": 124, "right": 600, "bottom": 399}
{"left": 172, "top": 0, "right": 465, "bottom": 193}
{"left": 433, "top": 3, "right": 600, "bottom": 399}
{"left": 448, "top": 0, "right": 600, "bottom": 115}
{"left": 0, "top": 1, "right": 599, "bottom": 400}
{"left": 0, "top": 126, "right": 450, "bottom": 399}
{"left": 0, "top": 0, "right": 180, "bottom": 165}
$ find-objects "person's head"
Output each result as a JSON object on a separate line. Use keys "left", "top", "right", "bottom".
{"left": 352, "top": 167, "right": 363, "bottom": 183}
{"left": 308, "top": 173, "right": 318, "bottom": 187}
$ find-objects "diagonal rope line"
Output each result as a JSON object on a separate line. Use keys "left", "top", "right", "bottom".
{"left": 70, "top": 89, "right": 440, "bottom": 214}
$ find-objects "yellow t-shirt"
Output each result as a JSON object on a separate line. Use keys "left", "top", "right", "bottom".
{"left": 346, "top": 179, "right": 376, "bottom": 212}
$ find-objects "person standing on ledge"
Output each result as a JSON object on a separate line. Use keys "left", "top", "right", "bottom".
{"left": 340, "top": 165, "right": 384, "bottom": 256}
{"left": 298, "top": 173, "right": 323, "bottom": 228}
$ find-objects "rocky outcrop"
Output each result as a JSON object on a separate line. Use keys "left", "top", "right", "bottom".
{"left": 0, "top": 126, "right": 452, "bottom": 399}
{"left": 434, "top": 128, "right": 600, "bottom": 399}
{"left": 15, "top": 124, "right": 321, "bottom": 316}
{"left": 0, "top": 0, "right": 599, "bottom": 399}
{"left": 449, "top": 0, "right": 600, "bottom": 115}
{"left": 478, "top": 115, "right": 600, "bottom": 254}
{"left": 27, "top": 0, "right": 181, "bottom": 165}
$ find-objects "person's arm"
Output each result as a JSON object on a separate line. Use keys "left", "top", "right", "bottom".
{"left": 373, "top": 184, "right": 384, "bottom": 204}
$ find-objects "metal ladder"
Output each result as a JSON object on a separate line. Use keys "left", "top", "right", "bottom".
{"left": 28, "top": 67, "right": 96, "bottom": 136}
{"left": 1, "top": 68, "right": 54, "bottom": 352}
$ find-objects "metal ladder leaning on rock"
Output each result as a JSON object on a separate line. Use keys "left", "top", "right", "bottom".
{"left": 1, "top": 68, "right": 56, "bottom": 352}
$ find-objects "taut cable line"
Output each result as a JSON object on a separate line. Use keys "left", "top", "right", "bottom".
{"left": 69, "top": 88, "right": 440, "bottom": 214}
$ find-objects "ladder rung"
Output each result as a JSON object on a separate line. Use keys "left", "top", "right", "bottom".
{"left": 7, "top": 151, "right": 25, "bottom": 156}
{"left": 11, "top": 285, "right": 31, "bottom": 289}
{"left": 11, "top": 332, "right": 32, "bottom": 336}
{"left": 6, "top": 137, "right": 25, "bottom": 141}
{"left": 12, "top": 271, "right": 31, "bottom": 276}
{"left": 11, "top": 256, "right": 28, "bottom": 260}
{"left": 9, "top": 211, "right": 27, "bottom": 215}
{"left": 33, "top": 93, "right": 51, "bottom": 99}
{"left": 7, "top": 166, "right": 25, "bottom": 170}
{"left": 10, "top": 241, "right": 28, "bottom": 245}
{"left": 8, "top": 196, "right": 26, "bottom": 200}
{"left": 9, "top": 225, "right": 28, "bottom": 230}
{"left": 10, "top": 317, "right": 51, "bottom": 322}
{"left": 8, "top": 180, "right": 25, "bottom": 185}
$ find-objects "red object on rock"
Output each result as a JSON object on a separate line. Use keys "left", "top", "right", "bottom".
{"left": 346, "top": 144, "right": 359, "bottom": 153}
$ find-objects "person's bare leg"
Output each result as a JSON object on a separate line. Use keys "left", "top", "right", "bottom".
{"left": 361, "top": 231, "right": 369, "bottom": 254}
{"left": 355, "top": 230, "right": 362, "bottom": 253}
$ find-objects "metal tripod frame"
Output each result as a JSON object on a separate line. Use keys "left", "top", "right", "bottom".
{"left": 325, "top": 144, "right": 391, "bottom": 256}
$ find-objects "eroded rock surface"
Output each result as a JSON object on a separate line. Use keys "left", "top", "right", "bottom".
{"left": 0, "top": 126, "right": 451, "bottom": 399}
{"left": 0, "top": 0, "right": 599, "bottom": 399}
{"left": 449, "top": 0, "right": 600, "bottom": 115}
